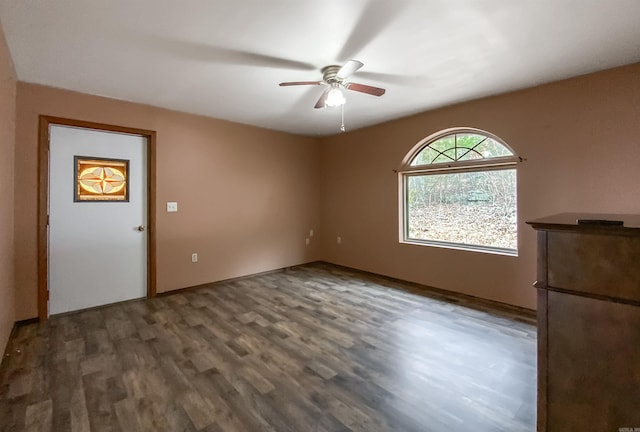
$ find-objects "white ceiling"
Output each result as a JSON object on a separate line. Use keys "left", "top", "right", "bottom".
{"left": 1, "top": 1, "right": 640, "bottom": 136}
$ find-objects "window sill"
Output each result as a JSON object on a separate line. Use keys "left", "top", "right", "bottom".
{"left": 400, "top": 239, "right": 518, "bottom": 257}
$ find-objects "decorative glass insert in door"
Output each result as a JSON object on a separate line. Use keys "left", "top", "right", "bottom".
{"left": 74, "top": 156, "right": 129, "bottom": 202}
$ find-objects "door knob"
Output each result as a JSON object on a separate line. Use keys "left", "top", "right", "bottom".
{"left": 137, "top": 225, "right": 145, "bottom": 232}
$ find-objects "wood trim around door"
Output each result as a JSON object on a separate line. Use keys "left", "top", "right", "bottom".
{"left": 38, "top": 115, "right": 157, "bottom": 321}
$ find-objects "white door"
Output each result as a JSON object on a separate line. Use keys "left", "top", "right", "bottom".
{"left": 49, "top": 125, "right": 147, "bottom": 315}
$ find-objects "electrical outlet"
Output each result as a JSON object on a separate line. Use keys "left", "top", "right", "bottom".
{"left": 191, "top": 253, "right": 198, "bottom": 263}
{"left": 167, "top": 202, "right": 178, "bottom": 212}
{"left": 337, "top": 236, "right": 342, "bottom": 244}
{"left": 305, "top": 238, "right": 310, "bottom": 246}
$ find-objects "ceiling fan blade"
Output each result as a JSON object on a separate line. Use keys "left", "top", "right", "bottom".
{"left": 345, "top": 82, "right": 386, "bottom": 96}
{"left": 314, "top": 88, "right": 330, "bottom": 109}
{"left": 279, "top": 81, "right": 324, "bottom": 87}
{"left": 337, "top": 1, "right": 409, "bottom": 62}
{"left": 139, "top": 35, "right": 317, "bottom": 71}
{"left": 337, "top": 60, "right": 364, "bottom": 80}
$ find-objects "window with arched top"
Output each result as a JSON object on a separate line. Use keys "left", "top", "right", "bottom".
{"left": 399, "top": 128, "right": 519, "bottom": 255}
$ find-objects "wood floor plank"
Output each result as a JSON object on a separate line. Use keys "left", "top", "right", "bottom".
{"left": 0, "top": 263, "right": 536, "bottom": 431}
{"left": 24, "top": 399, "right": 52, "bottom": 432}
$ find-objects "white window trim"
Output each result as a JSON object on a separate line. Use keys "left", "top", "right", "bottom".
{"left": 398, "top": 127, "right": 520, "bottom": 256}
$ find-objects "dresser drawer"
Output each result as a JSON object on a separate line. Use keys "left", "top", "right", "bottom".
{"left": 546, "top": 291, "right": 640, "bottom": 431}
{"left": 547, "top": 231, "right": 640, "bottom": 303}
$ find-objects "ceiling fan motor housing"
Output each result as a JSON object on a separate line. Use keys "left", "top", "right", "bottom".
{"left": 321, "top": 65, "right": 342, "bottom": 84}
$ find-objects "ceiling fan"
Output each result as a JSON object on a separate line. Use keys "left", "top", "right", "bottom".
{"left": 279, "top": 60, "right": 386, "bottom": 109}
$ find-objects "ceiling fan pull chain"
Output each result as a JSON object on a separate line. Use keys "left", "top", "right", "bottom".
{"left": 340, "top": 103, "right": 346, "bottom": 133}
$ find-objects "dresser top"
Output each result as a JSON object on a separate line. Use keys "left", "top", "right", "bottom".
{"left": 527, "top": 213, "right": 640, "bottom": 233}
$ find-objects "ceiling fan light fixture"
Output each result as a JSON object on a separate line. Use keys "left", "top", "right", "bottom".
{"left": 325, "top": 85, "right": 346, "bottom": 107}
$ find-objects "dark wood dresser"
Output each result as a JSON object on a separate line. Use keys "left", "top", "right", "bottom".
{"left": 527, "top": 214, "right": 640, "bottom": 432}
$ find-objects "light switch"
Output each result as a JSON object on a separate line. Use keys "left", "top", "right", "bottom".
{"left": 167, "top": 202, "right": 178, "bottom": 212}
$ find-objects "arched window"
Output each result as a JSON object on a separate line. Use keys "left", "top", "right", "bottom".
{"left": 399, "top": 128, "right": 519, "bottom": 255}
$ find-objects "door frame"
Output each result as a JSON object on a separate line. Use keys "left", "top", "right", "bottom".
{"left": 38, "top": 115, "right": 157, "bottom": 320}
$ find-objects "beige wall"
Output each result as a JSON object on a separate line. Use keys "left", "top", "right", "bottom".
{"left": 0, "top": 23, "right": 16, "bottom": 352}
{"left": 15, "top": 84, "right": 322, "bottom": 320}
{"left": 11, "top": 62, "right": 640, "bottom": 320}
{"left": 319, "top": 63, "right": 640, "bottom": 310}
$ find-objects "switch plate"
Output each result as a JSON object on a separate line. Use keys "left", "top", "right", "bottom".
{"left": 337, "top": 236, "right": 342, "bottom": 244}
{"left": 191, "top": 253, "right": 198, "bottom": 263}
{"left": 167, "top": 202, "right": 178, "bottom": 212}
{"left": 305, "top": 238, "right": 310, "bottom": 246}
{"left": 309, "top": 229, "right": 314, "bottom": 237}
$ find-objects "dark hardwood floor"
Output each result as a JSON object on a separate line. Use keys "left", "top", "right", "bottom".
{"left": 0, "top": 263, "right": 536, "bottom": 432}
